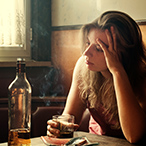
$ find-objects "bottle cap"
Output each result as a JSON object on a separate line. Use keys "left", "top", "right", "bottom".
{"left": 16, "top": 58, "right": 26, "bottom": 73}
{"left": 17, "top": 58, "right": 25, "bottom": 62}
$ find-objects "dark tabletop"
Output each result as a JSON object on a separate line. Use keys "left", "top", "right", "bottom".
{"left": 0, "top": 131, "right": 145, "bottom": 146}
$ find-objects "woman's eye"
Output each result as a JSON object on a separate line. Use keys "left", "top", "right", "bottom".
{"left": 96, "top": 46, "right": 103, "bottom": 52}
{"left": 85, "top": 42, "right": 90, "bottom": 47}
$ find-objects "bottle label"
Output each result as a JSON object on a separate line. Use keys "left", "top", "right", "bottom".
{"left": 9, "top": 88, "right": 31, "bottom": 129}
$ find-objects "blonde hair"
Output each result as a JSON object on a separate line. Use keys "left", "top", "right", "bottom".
{"left": 78, "top": 11, "right": 146, "bottom": 129}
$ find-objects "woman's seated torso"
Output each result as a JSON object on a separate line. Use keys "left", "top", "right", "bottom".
{"left": 87, "top": 103, "right": 124, "bottom": 138}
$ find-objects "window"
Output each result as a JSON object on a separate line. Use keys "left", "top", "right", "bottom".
{"left": 0, "top": 0, "right": 31, "bottom": 61}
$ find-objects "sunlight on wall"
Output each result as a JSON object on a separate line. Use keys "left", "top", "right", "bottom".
{"left": 52, "top": 0, "right": 98, "bottom": 26}
{"left": 96, "top": 0, "right": 146, "bottom": 20}
{"left": 52, "top": 0, "right": 146, "bottom": 26}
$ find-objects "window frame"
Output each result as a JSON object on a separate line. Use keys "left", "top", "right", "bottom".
{"left": 0, "top": 0, "right": 31, "bottom": 61}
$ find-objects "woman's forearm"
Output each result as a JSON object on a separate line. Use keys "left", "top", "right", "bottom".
{"left": 113, "top": 68, "right": 146, "bottom": 143}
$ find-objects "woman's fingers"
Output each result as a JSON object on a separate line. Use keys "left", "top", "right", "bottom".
{"left": 47, "top": 125, "right": 60, "bottom": 137}
{"left": 47, "top": 125, "right": 56, "bottom": 137}
{"left": 104, "top": 26, "right": 117, "bottom": 53}
{"left": 110, "top": 26, "right": 117, "bottom": 51}
{"left": 96, "top": 26, "right": 117, "bottom": 54}
{"left": 47, "top": 119, "right": 79, "bottom": 138}
{"left": 73, "top": 124, "right": 79, "bottom": 131}
{"left": 96, "top": 38, "right": 108, "bottom": 54}
{"left": 47, "top": 119, "right": 58, "bottom": 128}
{"left": 105, "top": 29, "right": 114, "bottom": 52}
{"left": 47, "top": 119, "right": 60, "bottom": 137}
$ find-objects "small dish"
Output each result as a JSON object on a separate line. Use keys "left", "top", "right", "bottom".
{"left": 41, "top": 136, "right": 71, "bottom": 146}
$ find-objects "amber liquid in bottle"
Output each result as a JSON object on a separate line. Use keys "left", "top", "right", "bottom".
{"left": 8, "top": 58, "right": 31, "bottom": 146}
{"left": 8, "top": 129, "right": 31, "bottom": 146}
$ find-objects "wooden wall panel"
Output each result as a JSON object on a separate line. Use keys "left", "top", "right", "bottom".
{"left": 51, "top": 30, "right": 81, "bottom": 95}
{"left": 140, "top": 25, "right": 146, "bottom": 47}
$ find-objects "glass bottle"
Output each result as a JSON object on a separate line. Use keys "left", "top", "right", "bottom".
{"left": 8, "top": 58, "right": 31, "bottom": 146}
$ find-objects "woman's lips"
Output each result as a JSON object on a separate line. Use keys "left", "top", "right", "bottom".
{"left": 85, "top": 60, "right": 94, "bottom": 65}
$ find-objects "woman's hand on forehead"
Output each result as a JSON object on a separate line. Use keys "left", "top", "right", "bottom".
{"left": 96, "top": 26, "right": 123, "bottom": 74}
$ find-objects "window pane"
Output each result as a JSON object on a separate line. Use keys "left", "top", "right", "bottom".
{"left": 0, "top": 0, "right": 31, "bottom": 61}
{"left": 0, "top": 0, "right": 25, "bottom": 46}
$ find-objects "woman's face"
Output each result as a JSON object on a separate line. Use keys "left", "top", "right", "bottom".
{"left": 83, "top": 28, "right": 110, "bottom": 76}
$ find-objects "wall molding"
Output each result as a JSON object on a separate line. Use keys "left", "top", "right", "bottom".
{"left": 51, "top": 19, "right": 146, "bottom": 31}
{"left": 136, "top": 19, "right": 146, "bottom": 25}
{"left": 51, "top": 25, "right": 82, "bottom": 31}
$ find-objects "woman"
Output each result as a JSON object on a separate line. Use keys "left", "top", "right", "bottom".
{"left": 47, "top": 11, "right": 146, "bottom": 143}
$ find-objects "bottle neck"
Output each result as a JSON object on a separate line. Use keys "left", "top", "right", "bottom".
{"left": 16, "top": 72, "right": 26, "bottom": 79}
{"left": 16, "top": 61, "right": 26, "bottom": 78}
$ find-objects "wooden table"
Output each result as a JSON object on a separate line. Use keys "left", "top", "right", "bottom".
{"left": 0, "top": 131, "right": 145, "bottom": 146}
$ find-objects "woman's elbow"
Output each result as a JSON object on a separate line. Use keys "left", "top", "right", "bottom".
{"left": 126, "top": 137, "right": 139, "bottom": 144}
{"left": 125, "top": 132, "right": 145, "bottom": 144}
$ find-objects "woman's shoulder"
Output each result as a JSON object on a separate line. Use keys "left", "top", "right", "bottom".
{"left": 75, "top": 56, "right": 84, "bottom": 67}
{"left": 73, "top": 56, "right": 84, "bottom": 74}
{"left": 71, "top": 56, "right": 87, "bottom": 88}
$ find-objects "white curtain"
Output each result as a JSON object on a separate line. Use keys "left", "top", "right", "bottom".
{"left": 0, "top": 0, "right": 25, "bottom": 46}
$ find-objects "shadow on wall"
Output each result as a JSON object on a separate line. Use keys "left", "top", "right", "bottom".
{"left": 0, "top": 66, "right": 65, "bottom": 98}
{"left": 29, "top": 67, "right": 65, "bottom": 97}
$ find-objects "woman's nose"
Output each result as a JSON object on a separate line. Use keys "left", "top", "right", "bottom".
{"left": 83, "top": 44, "right": 94, "bottom": 56}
